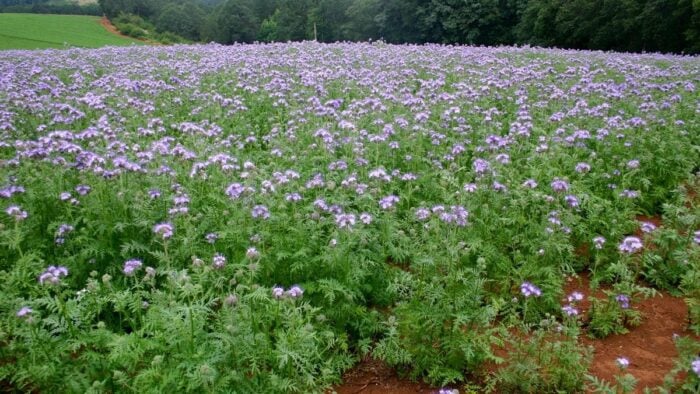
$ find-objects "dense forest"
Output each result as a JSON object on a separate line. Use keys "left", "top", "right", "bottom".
{"left": 2, "top": 0, "right": 699, "bottom": 53}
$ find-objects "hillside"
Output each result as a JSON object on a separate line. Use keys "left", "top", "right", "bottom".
{"left": 0, "top": 13, "right": 143, "bottom": 50}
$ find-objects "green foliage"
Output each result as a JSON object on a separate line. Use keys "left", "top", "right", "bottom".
{"left": 491, "top": 317, "right": 593, "bottom": 393}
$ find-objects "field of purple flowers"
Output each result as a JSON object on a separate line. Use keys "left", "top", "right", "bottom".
{"left": 1, "top": 43, "right": 699, "bottom": 393}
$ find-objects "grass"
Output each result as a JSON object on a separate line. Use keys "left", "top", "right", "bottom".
{"left": 0, "top": 13, "right": 143, "bottom": 50}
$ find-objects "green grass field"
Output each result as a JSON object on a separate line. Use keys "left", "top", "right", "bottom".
{"left": 0, "top": 13, "right": 143, "bottom": 50}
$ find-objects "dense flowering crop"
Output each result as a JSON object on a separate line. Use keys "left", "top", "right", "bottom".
{"left": 0, "top": 42, "right": 698, "bottom": 392}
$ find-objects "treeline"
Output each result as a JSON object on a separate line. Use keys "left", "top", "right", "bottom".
{"left": 98, "top": 0, "right": 700, "bottom": 53}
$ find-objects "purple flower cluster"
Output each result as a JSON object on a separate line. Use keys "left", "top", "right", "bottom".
{"left": 123, "top": 259, "right": 143, "bottom": 276}
{"left": 618, "top": 236, "right": 643, "bottom": 254}
{"left": 153, "top": 222, "right": 174, "bottom": 240}
{"left": 520, "top": 281, "right": 542, "bottom": 297}
{"left": 272, "top": 285, "right": 304, "bottom": 299}
{"left": 39, "top": 265, "right": 68, "bottom": 285}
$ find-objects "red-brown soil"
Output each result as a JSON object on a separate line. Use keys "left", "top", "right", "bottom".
{"left": 331, "top": 274, "right": 694, "bottom": 393}
{"left": 331, "top": 356, "right": 436, "bottom": 394}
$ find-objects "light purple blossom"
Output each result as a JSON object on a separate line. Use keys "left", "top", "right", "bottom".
{"left": 39, "top": 265, "right": 69, "bottom": 285}
{"left": 616, "top": 357, "right": 630, "bottom": 368}
{"left": 75, "top": 185, "right": 91, "bottom": 195}
{"left": 692, "top": 357, "right": 700, "bottom": 376}
{"left": 520, "top": 281, "right": 542, "bottom": 297}
{"left": 153, "top": 222, "right": 174, "bottom": 239}
{"left": 463, "top": 183, "right": 478, "bottom": 192}
{"left": 593, "top": 236, "right": 606, "bottom": 250}
{"left": 16, "top": 306, "right": 32, "bottom": 318}
{"left": 694, "top": 230, "right": 700, "bottom": 245}
{"left": 568, "top": 292, "right": 584, "bottom": 302}
{"left": 379, "top": 195, "right": 399, "bottom": 210}
{"left": 335, "top": 213, "right": 356, "bottom": 229}
{"left": 272, "top": 286, "right": 285, "bottom": 299}
{"left": 616, "top": 294, "right": 630, "bottom": 309}
{"left": 251, "top": 205, "right": 270, "bottom": 219}
{"left": 618, "top": 236, "right": 643, "bottom": 254}
{"left": 522, "top": 179, "right": 538, "bottom": 188}
{"left": 148, "top": 189, "right": 161, "bottom": 199}
{"left": 564, "top": 195, "right": 579, "bottom": 208}
{"left": 286, "top": 285, "right": 304, "bottom": 298}
{"left": 473, "top": 159, "right": 491, "bottom": 175}
{"left": 246, "top": 247, "right": 260, "bottom": 260}
{"left": 415, "top": 208, "right": 430, "bottom": 221}
{"left": 640, "top": 222, "right": 657, "bottom": 233}
{"left": 626, "top": 160, "right": 640, "bottom": 169}
{"left": 575, "top": 162, "right": 591, "bottom": 173}
{"left": 562, "top": 304, "right": 578, "bottom": 316}
{"left": 550, "top": 178, "right": 569, "bottom": 193}
{"left": 619, "top": 189, "right": 639, "bottom": 199}
{"left": 212, "top": 253, "right": 226, "bottom": 269}
{"left": 5, "top": 205, "right": 27, "bottom": 221}
{"left": 205, "top": 232, "right": 218, "bottom": 244}
{"left": 123, "top": 259, "right": 143, "bottom": 276}
{"left": 360, "top": 213, "right": 372, "bottom": 225}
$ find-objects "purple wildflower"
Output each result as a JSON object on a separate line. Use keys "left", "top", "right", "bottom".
{"left": 593, "top": 236, "right": 606, "bottom": 250}
{"left": 694, "top": 230, "right": 700, "bottom": 245}
{"left": 640, "top": 222, "right": 657, "bottom": 233}
{"left": 286, "top": 285, "right": 304, "bottom": 298}
{"left": 212, "top": 253, "right": 226, "bottom": 269}
{"left": 272, "top": 286, "right": 285, "bottom": 299}
{"left": 564, "top": 195, "right": 579, "bottom": 208}
{"left": 153, "top": 222, "right": 174, "bottom": 239}
{"left": 473, "top": 159, "right": 491, "bottom": 175}
{"left": 568, "top": 292, "right": 584, "bottom": 302}
{"left": 206, "top": 232, "right": 218, "bottom": 244}
{"left": 5, "top": 205, "right": 27, "bottom": 221}
{"left": 618, "top": 236, "right": 643, "bottom": 254}
{"left": 379, "top": 195, "right": 399, "bottom": 210}
{"left": 575, "top": 162, "right": 591, "bottom": 173}
{"left": 246, "top": 247, "right": 260, "bottom": 260}
{"left": 550, "top": 178, "right": 569, "bottom": 193}
{"left": 463, "top": 183, "right": 478, "bottom": 192}
{"left": 415, "top": 208, "right": 430, "bottom": 221}
{"left": 626, "top": 160, "right": 640, "bottom": 169}
{"left": 562, "top": 304, "right": 578, "bottom": 316}
{"left": 616, "top": 357, "right": 630, "bottom": 368}
{"left": 16, "top": 306, "right": 32, "bottom": 318}
{"left": 692, "top": 358, "right": 700, "bottom": 376}
{"left": 520, "top": 282, "right": 542, "bottom": 297}
{"left": 75, "top": 185, "right": 91, "bottom": 195}
{"left": 522, "top": 179, "right": 538, "bottom": 188}
{"left": 123, "top": 259, "right": 143, "bottom": 276}
{"left": 616, "top": 294, "right": 630, "bottom": 309}
{"left": 148, "top": 189, "right": 161, "bottom": 199}
{"left": 335, "top": 213, "right": 356, "bottom": 229}
{"left": 360, "top": 212, "right": 372, "bottom": 225}
{"left": 39, "top": 265, "right": 69, "bottom": 285}
{"left": 251, "top": 205, "right": 270, "bottom": 219}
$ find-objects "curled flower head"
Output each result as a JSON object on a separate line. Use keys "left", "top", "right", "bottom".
{"left": 246, "top": 247, "right": 260, "bottom": 260}
{"left": 360, "top": 212, "right": 372, "bottom": 225}
{"left": 272, "top": 286, "right": 285, "bottom": 299}
{"left": 5, "top": 205, "right": 27, "bottom": 221}
{"left": 520, "top": 281, "right": 542, "bottom": 297}
{"left": 415, "top": 207, "right": 430, "bottom": 220}
{"left": 616, "top": 294, "right": 630, "bottom": 309}
{"left": 286, "top": 285, "right": 304, "bottom": 298}
{"left": 593, "top": 236, "right": 606, "bottom": 250}
{"left": 692, "top": 357, "right": 700, "bottom": 376}
{"left": 575, "top": 162, "right": 591, "bottom": 173}
{"left": 640, "top": 222, "right": 657, "bottom": 233}
{"left": 75, "top": 185, "right": 91, "bottom": 196}
{"left": 472, "top": 158, "right": 491, "bottom": 175}
{"left": 251, "top": 205, "right": 270, "bottom": 219}
{"left": 522, "top": 179, "right": 538, "bottom": 189}
{"left": 562, "top": 304, "right": 578, "bottom": 316}
{"left": 616, "top": 357, "right": 630, "bottom": 368}
{"left": 567, "top": 291, "right": 584, "bottom": 303}
{"left": 205, "top": 232, "right": 218, "bottom": 244}
{"left": 378, "top": 195, "right": 399, "bottom": 210}
{"left": 16, "top": 306, "right": 32, "bottom": 318}
{"left": 212, "top": 253, "right": 226, "bottom": 269}
{"left": 550, "top": 178, "right": 569, "bottom": 193}
{"left": 335, "top": 213, "right": 356, "bottom": 229}
{"left": 153, "top": 222, "right": 174, "bottom": 240}
{"left": 122, "top": 259, "right": 143, "bottom": 276}
{"left": 618, "top": 236, "right": 643, "bottom": 254}
{"left": 39, "top": 265, "right": 69, "bottom": 285}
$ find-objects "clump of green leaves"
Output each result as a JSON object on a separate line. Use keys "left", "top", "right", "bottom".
{"left": 490, "top": 316, "right": 592, "bottom": 393}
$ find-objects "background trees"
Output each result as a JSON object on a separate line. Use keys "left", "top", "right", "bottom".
{"left": 3, "top": 0, "right": 697, "bottom": 53}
